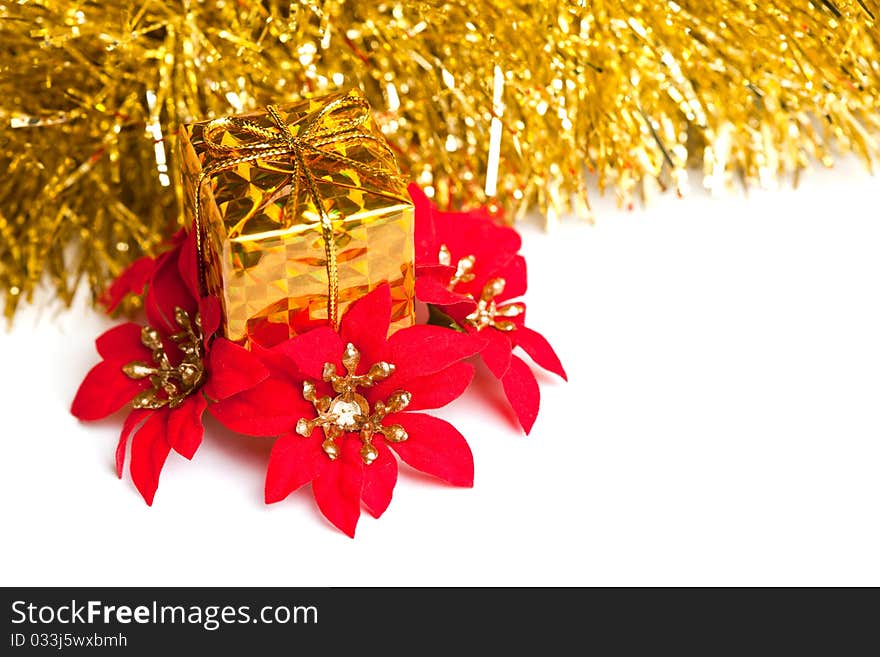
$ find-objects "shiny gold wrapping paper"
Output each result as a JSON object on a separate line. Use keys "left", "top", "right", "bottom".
{"left": 179, "top": 91, "right": 414, "bottom": 346}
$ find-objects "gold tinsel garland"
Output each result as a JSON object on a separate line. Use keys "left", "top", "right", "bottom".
{"left": 1, "top": 1, "right": 878, "bottom": 319}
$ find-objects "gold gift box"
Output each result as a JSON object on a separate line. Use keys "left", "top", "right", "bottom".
{"left": 179, "top": 91, "right": 415, "bottom": 347}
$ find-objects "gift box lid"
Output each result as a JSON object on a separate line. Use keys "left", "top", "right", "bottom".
{"left": 181, "top": 90, "right": 412, "bottom": 241}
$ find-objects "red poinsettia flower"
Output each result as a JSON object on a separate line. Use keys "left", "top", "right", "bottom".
{"left": 71, "top": 227, "right": 267, "bottom": 504}
{"left": 99, "top": 255, "right": 156, "bottom": 313}
{"left": 412, "top": 183, "right": 520, "bottom": 309}
{"left": 209, "top": 284, "right": 479, "bottom": 537}
{"left": 410, "top": 183, "right": 567, "bottom": 434}
{"left": 99, "top": 229, "right": 190, "bottom": 314}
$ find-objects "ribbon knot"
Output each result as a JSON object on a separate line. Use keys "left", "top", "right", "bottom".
{"left": 193, "top": 93, "right": 401, "bottom": 331}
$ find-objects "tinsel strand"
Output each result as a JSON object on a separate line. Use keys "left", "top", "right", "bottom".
{"left": 1, "top": 1, "right": 878, "bottom": 320}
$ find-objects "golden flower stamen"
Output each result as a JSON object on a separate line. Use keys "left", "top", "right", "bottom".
{"left": 464, "top": 278, "right": 524, "bottom": 332}
{"left": 439, "top": 244, "right": 476, "bottom": 288}
{"left": 297, "top": 342, "right": 411, "bottom": 465}
{"left": 439, "top": 246, "right": 523, "bottom": 332}
{"left": 122, "top": 307, "right": 206, "bottom": 409}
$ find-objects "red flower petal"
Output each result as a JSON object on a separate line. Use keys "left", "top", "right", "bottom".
{"left": 431, "top": 215, "right": 521, "bottom": 300}
{"left": 177, "top": 226, "right": 201, "bottom": 301}
{"left": 361, "top": 441, "right": 397, "bottom": 518}
{"left": 199, "top": 296, "right": 222, "bottom": 341}
{"left": 145, "top": 250, "right": 197, "bottom": 335}
{"left": 435, "top": 210, "right": 520, "bottom": 271}
{"left": 70, "top": 361, "right": 148, "bottom": 421}
{"left": 99, "top": 256, "right": 156, "bottom": 313}
{"left": 477, "top": 329, "right": 513, "bottom": 379}
{"left": 414, "top": 265, "right": 473, "bottom": 306}
{"left": 165, "top": 228, "right": 187, "bottom": 246}
{"left": 413, "top": 361, "right": 475, "bottom": 410}
{"left": 514, "top": 326, "right": 567, "bottom": 380}
{"left": 386, "top": 412, "right": 474, "bottom": 487}
{"left": 409, "top": 183, "right": 436, "bottom": 266}
{"left": 129, "top": 408, "right": 171, "bottom": 506}
{"left": 373, "top": 361, "right": 475, "bottom": 411}
{"left": 265, "top": 432, "right": 327, "bottom": 504}
{"left": 275, "top": 327, "right": 343, "bottom": 381}
{"left": 247, "top": 318, "right": 300, "bottom": 350}
{"left": 208, "top": 378, "right": 306, "bottom": 436}
{"left": 386, "top": 324, "right": 480, "bottom": 381}
{"left": 95, "top": 322, "right": 151, "bottom": 362}
{"left": 166, "top": 394, "right": 207, "bottom": 460}
{"left": 494, "top": 254, "right": 527, "bottom": 302}
{"left": 497, "top": 301, "right": 527, "bottom": 330}
{"left": 204, "top": 338, "right": 270, "bottom": 401}
{"left": 501, "top": 355, "right": 540, "bottom": 434}
{"left": 117, "top": 409, "right": 150, "bottom": 478}
{"left": 411, "top": 184, "right": 524, "bottom": 309}
{"left": 249, "top": 341, "right": 300, "bottom": 384}
{"left": 340, "top": 283, "right": 391, "bottom": 366}
{"left": 311, "top": 439, "right": 364, "bottom": 537}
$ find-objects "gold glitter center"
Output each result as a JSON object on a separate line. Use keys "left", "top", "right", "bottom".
{"left": 439, "top": 245, "right": 524, "bottom": 332}
{"left": 296, "top": 342, "right": 411, "bottom": 465}
{"left": 122, "top": 307, "right": 206, "bottom": 409}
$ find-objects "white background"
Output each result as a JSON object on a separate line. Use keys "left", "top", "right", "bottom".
{"left": 2, "top": 159, "right": 878, "bottom": 586}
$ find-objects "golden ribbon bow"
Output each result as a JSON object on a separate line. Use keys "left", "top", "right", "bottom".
{"left": 194, "top": 94, "right": 400, "bottom": 330}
